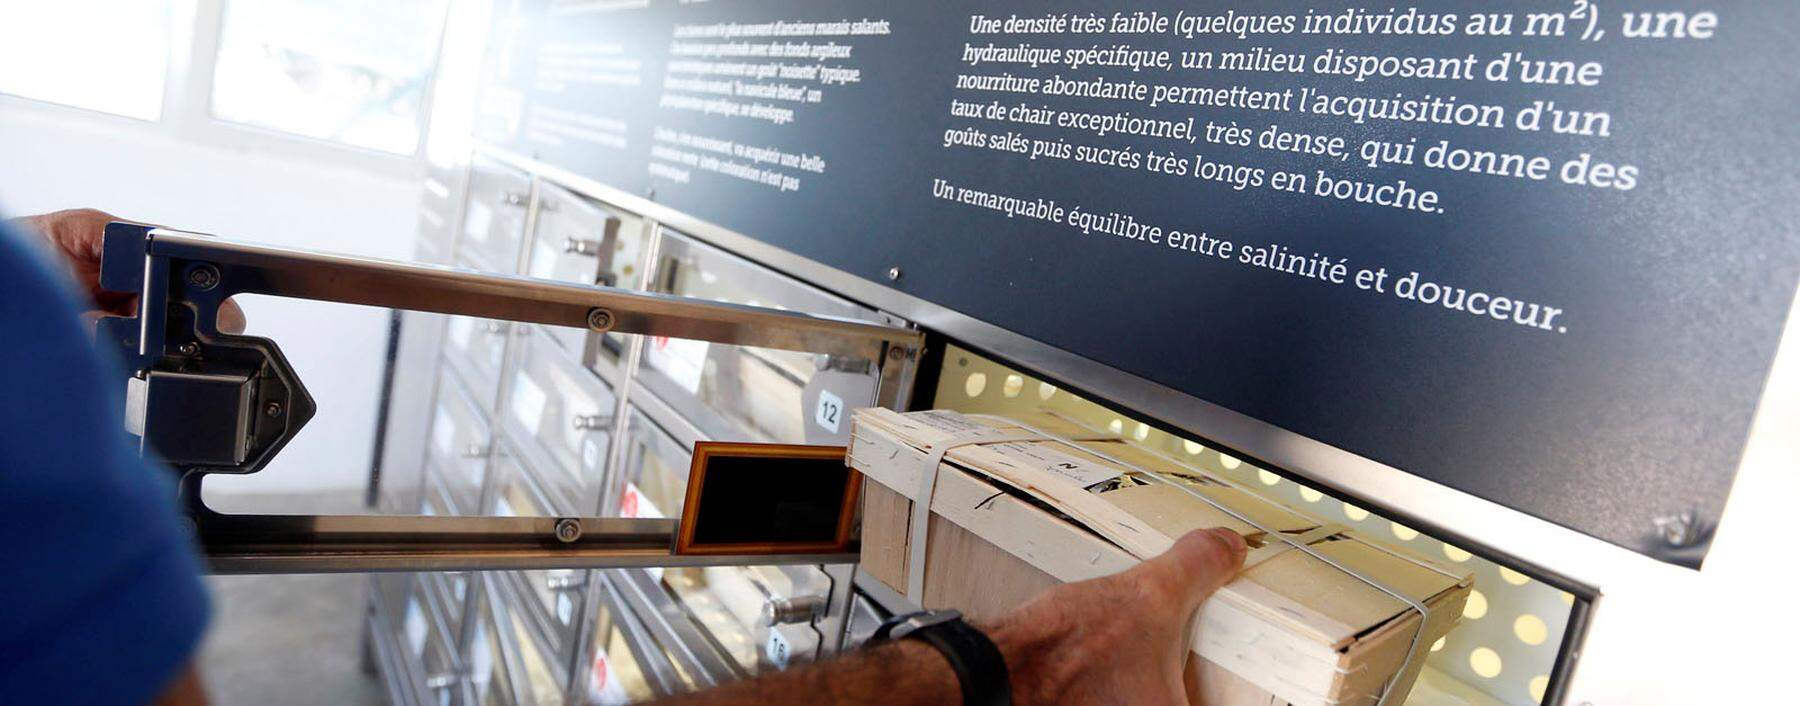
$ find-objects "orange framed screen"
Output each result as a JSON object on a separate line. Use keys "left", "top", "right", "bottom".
{"left": 675, "top": 442, "right": 859, "bottom": 555}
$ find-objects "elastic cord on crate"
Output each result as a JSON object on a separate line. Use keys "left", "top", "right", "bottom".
{"left": 970, "top": 414, "right": 1454, "bottom": 706}
{"left": 903, "top": 424, "right": 1115, "bottom": 605}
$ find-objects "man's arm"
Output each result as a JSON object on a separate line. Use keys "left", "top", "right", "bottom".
{"left": 655, "top": 528, "right": 1247, "bottom": 706}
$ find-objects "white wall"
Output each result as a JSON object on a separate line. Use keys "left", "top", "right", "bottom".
{"left": 0, "top": 102, "right": 421, "bottom": 497}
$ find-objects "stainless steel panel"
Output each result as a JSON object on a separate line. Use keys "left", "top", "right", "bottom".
{"left": 499, "top": 326, "right": 617, "bottom": 514}
{"left": 425, "top": 367, "right": 492, "bottom": 512}
{"left": 526, "top": 182, "right": 651, "bottom": 363}
{"left": 640, "top": 230, "right": 882, "bottom": 446}
{"left": 402, "top": 577, "right": 466, "bottom": 706}
{"left": 416, "top": 162, "right": 469, "bottom": 267}
{"left": 443, "top": 312, "right": 514, "bottom": 411}
{"left": 460, "top": 157, "right": 532, "bottom": 274}
{"left": 375, "top": 310, "right": 447, "bottom": 515}
{"left": 467, "top": 581, "right": 517, "bottom": 706}
{"left": 609, "top": 406, "right": 831, "bottom": 675}
{"left": 577, "top": 577, "right": 678, "bottom": 702}
{"left": 422, "top": 479, "right": 474, "bottom": 639}
{"left": 366, "top": 600, "right": 424, "bottom": 706}
{"left": 482, "top": 573, "right": 569, "bottom": 706}
{"left": 487, "top": 439, "right": 587, "bottom": 655}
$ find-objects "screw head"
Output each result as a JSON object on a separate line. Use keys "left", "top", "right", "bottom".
{"left": 886, "top": 267, "right": 902, "bottom": 281}
{"left": 586, "top": 308, "right": 615, "bottom": 332}
{"left": 264, "top": 401, "right": 284, "bottom": 418}
{"left": 554, "top": 518, "right": 582, "bottom": 543}
{"left": 178, "top": 342, "right": 201, "bottom": 356}
{"left": 1653, "top": 512, "right": 1698, "bottom": 547}
{"left": 187, "top": 265, "right": 220, "bottom": 291}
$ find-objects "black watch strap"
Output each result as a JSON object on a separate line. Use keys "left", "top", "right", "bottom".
{"left": 871, "top": 610, "right": 1010, "bottom": 706}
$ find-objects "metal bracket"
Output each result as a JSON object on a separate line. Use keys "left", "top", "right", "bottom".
{"left": 97, "top": 222, "right": 919, "bottom": 573}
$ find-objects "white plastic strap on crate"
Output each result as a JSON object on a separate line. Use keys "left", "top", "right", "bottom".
{"left": 986, "top": 415, "right": 1458, "bottom": 706}
{"left": 1240, "top": 523, "right": 1347, "bottom": 571}
{"left": 903, "top": 423, "right": 1116, "bottom": 604}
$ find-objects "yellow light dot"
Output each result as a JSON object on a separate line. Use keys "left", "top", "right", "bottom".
{"left": 1430, "top": 637, "right": 1446, "bottom": 652}
{"left": 1299, "top": 487, "right": 1323, "bottom": 503}
{"left": 964, "top": 372, "right": 987, "bottom": 397}
{"left": 1219, "top": 454, "right": 1242, "bottom": 470}
{"left": 1182, "top": 440, "right": 1204, "bottom": 455}
{"left": 1036, "top": 382, "right": 1056, "bottom": 400}
{"left": 1391, "top": 523, "right": 1420, "bottom": 541}
{"left": 1343, "top": 503, "right": 1370, "bottom": 521}
{"left": 1500, "top": 567, "right": 1531, "bottom": 586}
{"left": 1443, "top": 545, "right": 1473, "bottom": 563}
{"left": 1559, "top": 592, "right": 1574, "bottom": 606}
{"left": 1133, "top": 423, "right": 1150, "bottom": 441}
{"left": 1001, "top": 374, "right": 1024, "bottom": 398}
{"left": 1528, "top": 675, "right": 1549, "bottom": 702}
{"left": 1463, "top": 590, "right": 1488, "bottom": 620}
{"left": 1107, "top": 419, "right": 1124, "bottom": 434}
{"left": 1256, "top": 469, "right": 1281, "bottom": 486}
{"left": 1469, "top": 647, "right": 1503, "bottom": 678}
{"left": 1513, "top": 614, "right": 1548, "bottom": 645}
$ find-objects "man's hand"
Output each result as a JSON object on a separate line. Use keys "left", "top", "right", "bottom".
{"left": 987, "top": 527, "right": 1248, "bottom": 705}
{"left": 652, "top": 527, "right": 1247, "bottom": 706}
{"left": 9, "top": 209, "right": 244, "bottom": 332}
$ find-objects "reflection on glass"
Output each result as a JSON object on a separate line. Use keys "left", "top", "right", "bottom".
{"left": 212, "top": 0, "right": 447, "bottom": 153}
{"left": 0, "top": 0, "right": 171, "bottom": 119}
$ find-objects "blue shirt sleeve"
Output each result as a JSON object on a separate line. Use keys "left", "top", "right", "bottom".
{"left": 0, "top": 221, "right": 210, "bottom": 705}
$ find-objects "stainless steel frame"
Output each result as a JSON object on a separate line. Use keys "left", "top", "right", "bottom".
{"left": 109, "top": 224, "right": 919, "bottom": 576}
{"left": 139, "top": 228, "right": 910, "bottom": 361}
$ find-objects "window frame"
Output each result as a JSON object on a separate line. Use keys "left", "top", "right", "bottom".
{"left": 0, "top": 0, "right": 448, "bottom": 179}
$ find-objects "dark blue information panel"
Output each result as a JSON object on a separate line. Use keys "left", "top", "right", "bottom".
{"left": 476, "top": 0, "right": 1799, "bottom": 565}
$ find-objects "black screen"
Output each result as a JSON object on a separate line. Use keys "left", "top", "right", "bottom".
{"left": 690, "top": 455, "right": 852, "bottom": 546}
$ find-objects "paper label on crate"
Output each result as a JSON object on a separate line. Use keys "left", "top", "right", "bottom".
{"left": 901, "top": 410, "right": 1015, "bottom": 448}
{"left": 404, "top": 602, "right": 427, "bottom": 654}
{"left": 814, "top": 388, "right": 845, "bottom": 434}
{"left": 464, "top": 201, "right": 493, "bottom": 242}
{"left": 509, "top": 372, "right": 547, "bottom": 431}
{"left": 645, "top": 336, "right": 708, "bottom": 395}
{"left": 557, "top": 593, "right": 574, "bottom": 624}
{"left": 432, "top": 408, "right": 455, "bottom": 457}
{"left": 992, "top": 441, "right": 1123, "bottom": 489}
{"left": 588, "top": 652, "right": 630, "bottom": 705}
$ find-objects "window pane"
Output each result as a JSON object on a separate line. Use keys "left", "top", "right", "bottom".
{"left": 0, "top": 0, "right": 171, "bottom": 120}
{"left": 211, "top": 0, "right": 447, "bottom": 154}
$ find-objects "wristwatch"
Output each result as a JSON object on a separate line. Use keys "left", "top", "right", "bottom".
{"left": 869, "top": 609, "right": 1010, "bottom": 706}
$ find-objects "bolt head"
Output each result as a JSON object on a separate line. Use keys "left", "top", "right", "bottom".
{"left": 178, "top": 342, "right": 200, "bottom": 356}
{"left": 554, "top": 518, "right": 582, "bottom": 543}
{"left": 586, "top": 308, "right": 615, "bottom": 332}
{"left": 264, "top": 401, "right": 284, "bottom": 418}
{"left": 187, "top": 266, "right": 220, "bottom": 291}
{"left": 886, "top": 267, "right": 902, "bottom": 281}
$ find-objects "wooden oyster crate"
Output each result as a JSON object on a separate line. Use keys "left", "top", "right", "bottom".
{"left": 849, "top": 409, "right": 1473, "bottom": 706}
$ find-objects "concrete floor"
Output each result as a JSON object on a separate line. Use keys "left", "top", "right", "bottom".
{"left": 197, "top": 492, "right": 388, "bottom": 706}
